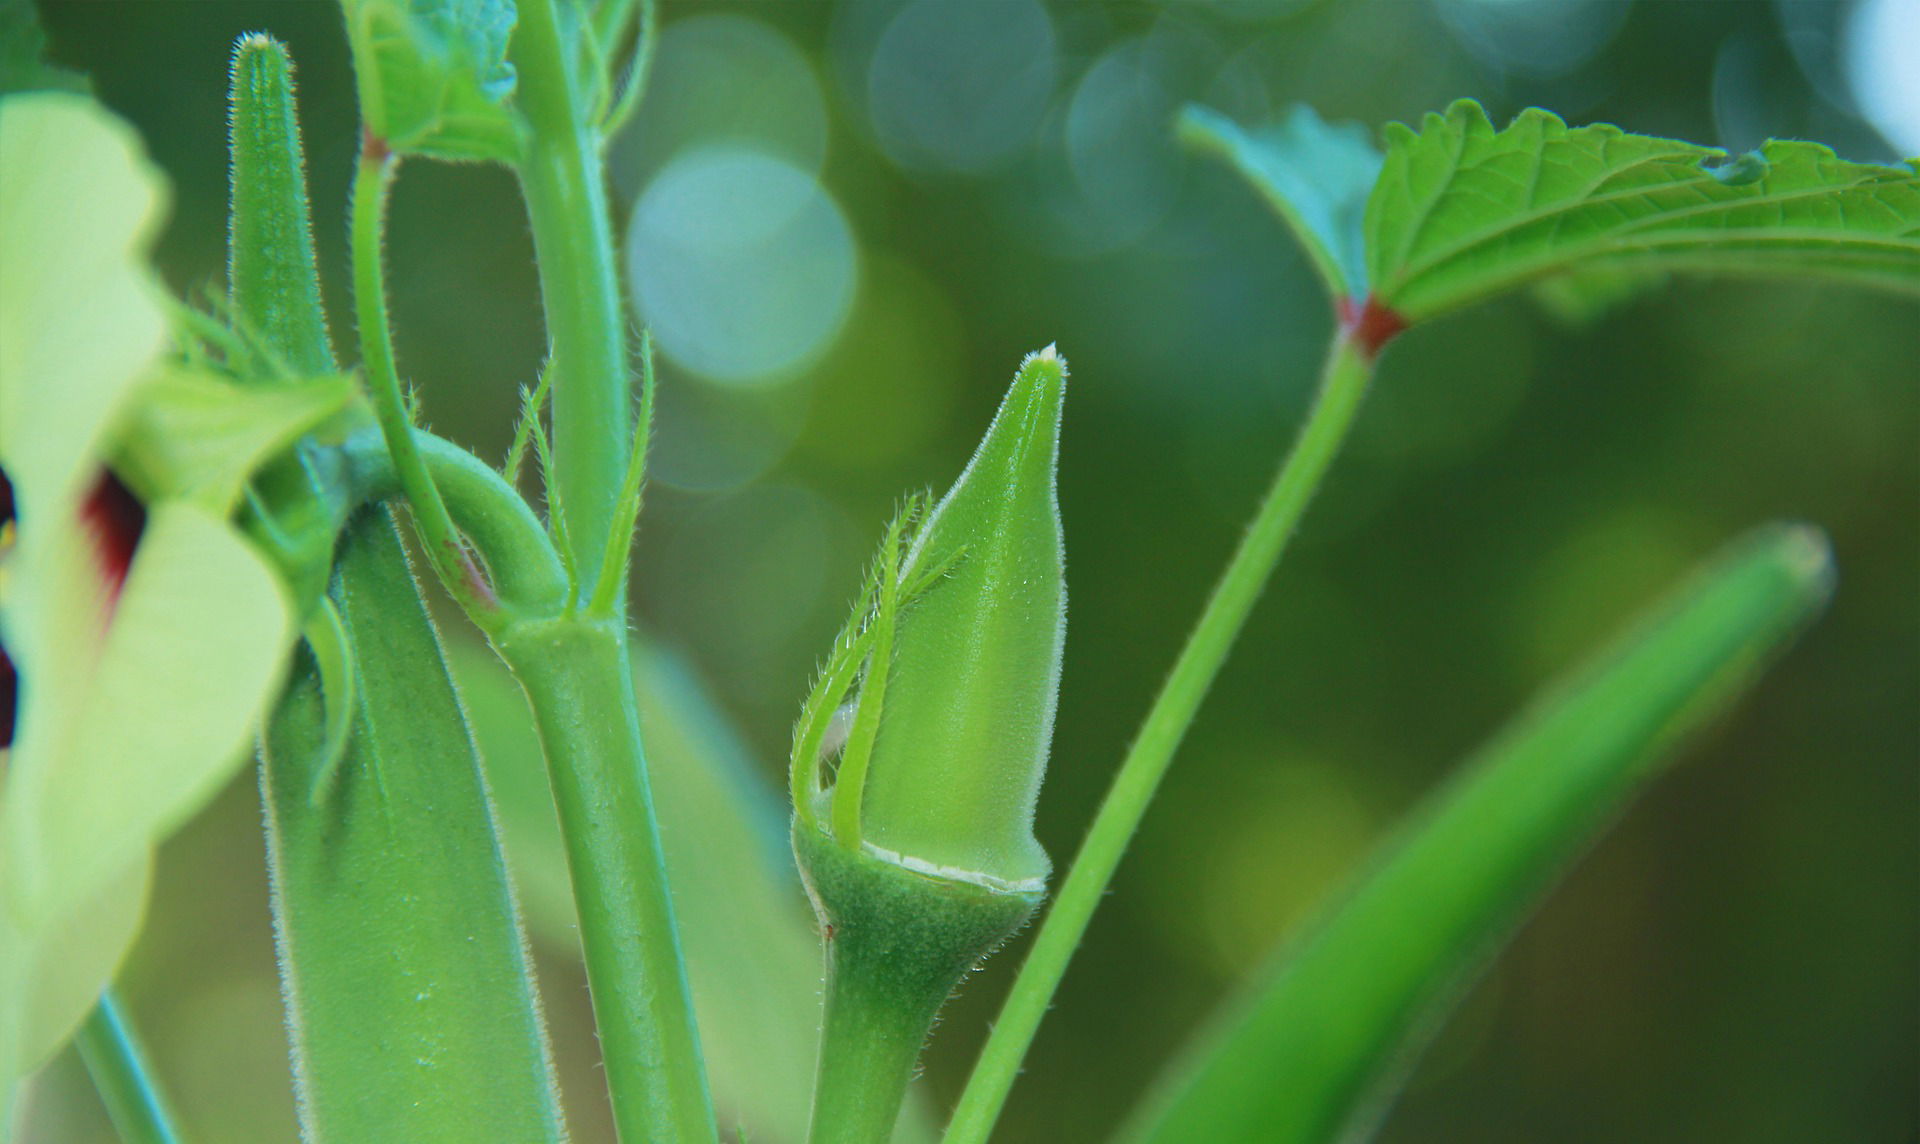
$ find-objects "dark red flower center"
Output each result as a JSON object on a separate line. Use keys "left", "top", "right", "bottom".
{"left": 82, "top": 468, "right": 146, "bottom": 602}
{"left": 2, "top": 464, "right": 13, "bottom": 749}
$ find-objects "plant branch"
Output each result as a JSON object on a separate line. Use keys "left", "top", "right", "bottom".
{"left": 339, "top": 427, "right": 570, "bottom": 618}
{"left": 507, "top": 3, "right": 716, "bottom": 1140}
{"left": 511, "top": 0, "right": 633, "bottom": 607}
{"left": 76, "top": 989, "right": 183, "bottom": 1144}
{"left": 600, "top": 0, "right": 658, "bottom": 141}
{"left": 349, "top": 138, "right": 504, "bottom": 629}
{"left": 943, "top": 328, "right": 1381, "bottom": 1143}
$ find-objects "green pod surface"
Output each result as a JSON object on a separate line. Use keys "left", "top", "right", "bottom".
{"left": 261, "top": 509, "right": 565, "bottom": 1142}
{"left": 228, "top": 33, "right": 333, "bottom": 377}
{"left": 226, "top": 32, "right": 361, "bottom": 616}
{"left": 849, "top": 347, "right": 1068, "bottom": 887}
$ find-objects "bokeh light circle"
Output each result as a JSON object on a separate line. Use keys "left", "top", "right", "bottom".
{"left": 866, "top": 0, "right": 1058, "bottom": 174}
{"left": 610, "top": 13, "right": 828, "bottom": 199}
{"left": 1062, "top": 37, "right": 1187, "bottom": 249}
{"left": 1846, "top": 0, "right": 1920, "bottom": 157}
{"left": 626, "top": 147, "right": 858, "bottom": 387}
{"left": 1435, "top": 0, "right": 1630, "bottom": 80}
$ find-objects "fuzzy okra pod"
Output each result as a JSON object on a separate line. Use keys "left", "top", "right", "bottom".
{"left": 230, "top": 35, "right": 562, "bottom": 1140}
{"left": 792, "top": 348, "right": 1068, "bottom": 1143}
{"left": 261, "top": 509, "right": 565, "bottom": 1142}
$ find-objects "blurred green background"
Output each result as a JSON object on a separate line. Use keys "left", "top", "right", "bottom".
{"left": 20, "top": 0, "right": 1917, "bottom": 1140}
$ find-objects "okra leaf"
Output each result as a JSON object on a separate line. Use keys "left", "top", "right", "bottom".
{"left": 261, "top": 509, "right": 565, "bottom": 1142}
{"left": 1180, "top": 104, "right": 1383, "bottom": 301}
{"left": 339, "top": 0, "right": 521, "bottom": 162}
{"left": 1123, "top": 524, "right": 1833, "bottom": 1144}
{"left": 1366, "top": 99, "right": 1920, "bottom": 321}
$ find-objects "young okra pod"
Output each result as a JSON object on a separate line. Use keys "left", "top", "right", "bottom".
{"left": 791, "top": 347, "right": 1067, "bottom": 1142}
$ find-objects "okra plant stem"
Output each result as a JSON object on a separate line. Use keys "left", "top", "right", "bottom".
{"left": 494, "top": 622, "right": 715, "bottom": 1144}
{"left": 348, "top": 144, "right": 501, "bottom": 629}
{"left": 76, "top": 989, "right": 182, "bottom": 1144}
{"left": 945, "top": 328, "right": 1381, "bottom": 1142}
{"left": 503, "top": 3, "right": 716, "bottom": 1140}
{"left": 512, "top": 0, "right": 633, "bottom": 601}
{"left": 805, "top": 911, "right": 957, "bottom": 1144}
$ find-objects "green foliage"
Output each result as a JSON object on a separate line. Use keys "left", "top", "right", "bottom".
{"left": 260, "top": 509, "right": 566, "bottom": 1143}
{"left": 339, "top": 0, "right": 521, "bottom": 161}
{"left": 1179, "top": 104, "right": 1383, "bottom": 300}
{"left": 1366, "top": 100, "right": 1920, "bottom": 319}
{"left": 1188, "top": 98, "right": 1920, "bottom": 326}
{"left": 1123, "top": 525, "right": 1834, "bottom": 1144}
{"left": 12, "top": 10, "right": 1916, "bottom": 1142}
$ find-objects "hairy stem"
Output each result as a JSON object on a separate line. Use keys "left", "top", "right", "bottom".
{"left": 944, "top": 330, "right": 1379, "bottom": 1142}
{"left": 806, "top": 930, "right": 944, "bottom": 1144}
{"left": 349, "top": 141, "right": 502, "bottom": 628}
{"left": 76, "top": 990, "right": 182, "bottom": 1144}
{"left": 512, "top": 0, "right": 632, "bottom": 606}
{"left": 495, "top": 621, "right": 715, "bottom": 1144}
{"left": 504, "top": 5, "right": 714, "bottom": 1139}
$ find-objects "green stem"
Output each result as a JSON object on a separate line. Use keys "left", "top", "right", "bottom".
{"left": 807, "top": 937, "right": 944, "bottom": 1144}
{"left": 76, "top": 990, "right": 183, "bottom": 1144}
{"left": 506, "top": 8, "right": 712, "bottom": 1139}
{"left": 340, "top": 427, "right": 570, "bottom": 617}
{"left": 796, "top": 827, "right": 1040, "bottom": 1144}
{"left": 349, "top": 142, "right": 502, "bottom": 629}
{"left": 512, "top": 0, "right": 633, "bottom": 607}
{"left": 943, "top": 331, "right": 1379, "bottom": 1143}
{"left": 496, "top": 620, "right": 716, "bottom": 1144}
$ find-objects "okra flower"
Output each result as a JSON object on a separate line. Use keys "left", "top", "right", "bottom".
{"left": 0, "top": 93, "right": 302, "bottom": 1097}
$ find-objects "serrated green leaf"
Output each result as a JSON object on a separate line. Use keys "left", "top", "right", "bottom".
{"left": 1122, "top": 525, "right": 1833, "bottom": 1144}
{"left": 1366, "top": 99, "right": 1920, "bottom": 320}
{"left": 110, "top": 368, "right": 356, "bottom": 513}
{"left": 260, "top": 508, "right": 565, "bottom": 1143}
{"left": 1180, "top": 104, "right": 1383, "bottom": 300}
{"left": 0, "top": 0, "right": 88, "bottom": 96}
{"left": 340, "top": 0, "right": 522, "bottom": 162}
